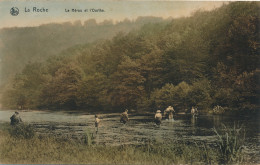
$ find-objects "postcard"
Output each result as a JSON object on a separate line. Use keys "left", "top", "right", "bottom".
{"left": 0, "top": 1, "right": 259, "bottom": 164}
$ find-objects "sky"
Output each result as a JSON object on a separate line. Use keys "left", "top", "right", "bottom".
{"left": 0, "top": 1, "right": 227, "bottom": 29}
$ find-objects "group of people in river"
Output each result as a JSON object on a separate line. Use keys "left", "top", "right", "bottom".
{"left": 154, "top": 106, "right": 175, "bottom": 126}
{"left": 10, "top": 105, "right": 199, "bottom": 133}
{"left": 94, "top": 107, "right": 176, "bottom": 133}
{"left": 117, "top": 105, "right": 198, "bottom": 127}
{"left": 150, "top": 105, "right": 199, "bottom": 126}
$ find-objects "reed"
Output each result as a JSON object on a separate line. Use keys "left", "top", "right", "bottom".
{"left": 84, "top": 129, "right": 94, "bottom": 146}
{"left": 213, "top": 123, "right": 245, "bottom": 164}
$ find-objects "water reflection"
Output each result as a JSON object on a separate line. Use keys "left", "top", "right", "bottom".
{"left": 212, "top": 115, "right": 224, "bottom": 128}
{"left": 191, "top": 115, "right": 197, "bottom": 135}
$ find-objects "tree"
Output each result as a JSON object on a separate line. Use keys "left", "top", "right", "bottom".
{"left": 109, "top": 57, "right": 145, "bottom": 109}
{"left": 77, "top": 73, "right": 109, "bottom": 110}
{"left": 2, "top": 62, "right": 47, "bottom": 109}
{"left": 139, "top": 48, "right": 165, "bottom": 97}
{"left": 40, "top": 63, "right": 83, "bottom": 109}
{"left": 189, "top": 79, "right": 213, "bottom": 110}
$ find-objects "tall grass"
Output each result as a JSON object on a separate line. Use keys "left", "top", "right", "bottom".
{"left": 8, "top": 124, "right": 35, "bottom": 139}
{"left": 0, "top": 122, "right": 251, "bottom": 164}
{"left": 213, "top": 123, "right": 245, "bottom": 164}
{"left": 0, "top": 123, "right": 219, "bottom": 164}
{"left": 84, "top": 129, "right": 94, "bottom": 146}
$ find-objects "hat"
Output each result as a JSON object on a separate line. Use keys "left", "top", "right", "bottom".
{"left": 15, "top": 111, "right": 19, "bottom": 114}
{"left": 156, "top": 110, "right": 161, "bottom": 113}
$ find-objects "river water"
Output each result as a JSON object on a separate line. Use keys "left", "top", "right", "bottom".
{"left": 0, "top": 110, "right": 259, "bottom": 161}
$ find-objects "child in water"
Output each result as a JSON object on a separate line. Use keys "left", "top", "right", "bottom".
{"left": 95, "top": 114, "right": 101, "bottom": 134}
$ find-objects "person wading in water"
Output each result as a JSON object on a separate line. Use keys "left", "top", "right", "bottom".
{"left": 95, "top": 114, "right": 101, "bottom": 134}
{"left": 120, "top": 109, "right": 129, "bottom": 124}
{"left": 191, "top": 106, "right": 198, "bottom": 117}
{"left": 164, "top": 106, "right": 175, "bottom": 120}
{"left": 154, "top": 110, "right": 162, "bottom": 126}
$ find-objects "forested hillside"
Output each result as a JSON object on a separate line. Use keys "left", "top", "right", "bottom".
{"left": 0, "top": 16, "right": 167, "bottom": 86}
{"left": 1, "top": 2, "right": 259, "bottom": 113}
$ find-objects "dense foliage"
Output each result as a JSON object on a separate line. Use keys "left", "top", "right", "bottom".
{"left": 0, "top": 17, "right": 167, "bottom": 87}
{"left": 1, "top": 2, "right": 259, "bottom": 113}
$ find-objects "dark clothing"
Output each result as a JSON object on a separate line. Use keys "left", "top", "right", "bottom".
{"left": 154, "top": 113, "right": 162, "bottom": 125}
{"left": 191, "top": 108, "right": 198, "bottom": 116}
{"left": 120, "top": 112, "right": 128, "bottom": 124}
{"left": 155, "top": 119, "right": 161, "bottom": 125}
{"left": 10, "top": 114, "right": 22, "bottom": 125}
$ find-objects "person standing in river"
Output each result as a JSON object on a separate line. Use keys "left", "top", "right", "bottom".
{"left": 120, "top": 109, "right": 129, "bottom": 124}
{"left": 95, "top": 114, "right": 101, "bottom": 134}
{"left": 164, "top": 106, "right": 175, "bottom": 120}
{"left": 10, "top": 111, "right": 22, "bottom": 126}
{"left": 154, "top": 110, "right": 162, "bottom": 126}
{"left": 191, "top": 106, "right": 198, "bottom": 117}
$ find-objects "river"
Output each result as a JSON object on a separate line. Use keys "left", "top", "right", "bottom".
{"left": 0, "top": 109, "right": 259, "bottom": 162}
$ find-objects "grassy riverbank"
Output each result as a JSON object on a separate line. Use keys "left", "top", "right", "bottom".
{"left": 0, "top": 123, "right": 254, "bottom": 164}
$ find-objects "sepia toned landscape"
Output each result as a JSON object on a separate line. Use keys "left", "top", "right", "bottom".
{"left": 0, "top": 1, "right": 259, "bottom": 164}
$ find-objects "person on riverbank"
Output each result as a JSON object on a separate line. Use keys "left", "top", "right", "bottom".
{"left": 164, "top": 106, "right": 175, "bottom": 120}
{"left": 10, "top": 111, "right": 22, "bottom": 126}
{"left": 120, "top": 109, "right": 129, "bottom": 124}
{"left": 154, "top": 110, "right": 162, "bottom": 126}
{"left": 95, "top": 114, "right": 101, "bottom": 134}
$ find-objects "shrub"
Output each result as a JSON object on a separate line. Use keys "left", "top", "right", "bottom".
{"left": 149, "top": 82, "right": 192, "bottom": 111}
{"left": 8, "top": 124, "right": 36, "bottom": 139}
